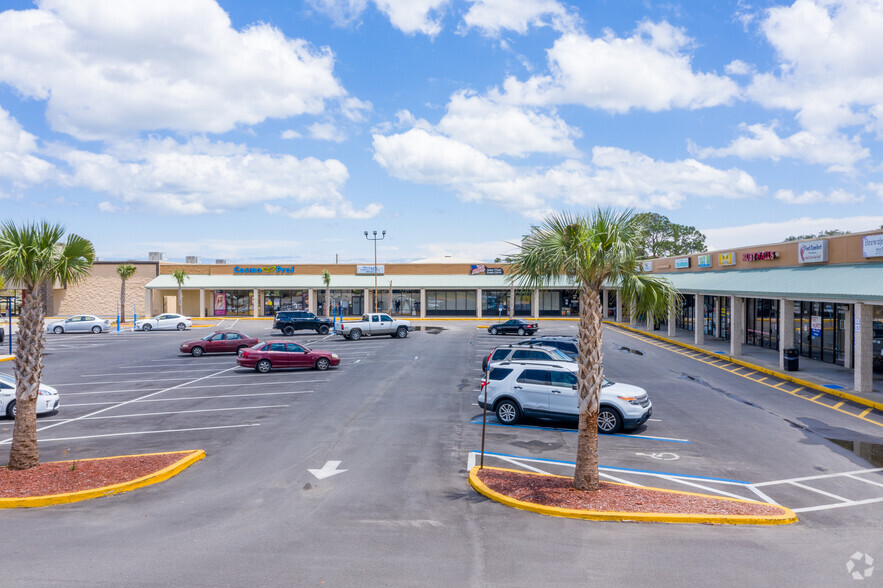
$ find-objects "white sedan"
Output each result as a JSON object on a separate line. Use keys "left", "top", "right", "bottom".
{"left": 135, "top": 313, "right": 192, "bottom": 331}
{"left": 0, "top": 373, "right": 59, "bottom": 419}
{"left": 46, "top": 315, "right": 111, "bottom": 334}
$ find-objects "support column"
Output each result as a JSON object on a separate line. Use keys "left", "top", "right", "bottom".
{"left": 779, "top": 299, "right": 794, "bottom": 370}
{"left": 615, "top": 291, "right": 622, "bottom": 322}
{"left": 694, "top": 294, "right": 705, "bottom": 345}
{"left": 730, "top": 296, "right": 743, "bottom": 356}
{"left": 667, "top": 304, "right": 676, "bottom": 337}
{"left": 476, "top": 289, "right": 483, "bottom": 318}
{"left": 509, "top": 285, "right": 515, "bottom": 318}
{"left": 307, "top": 289, "right": 316, "bottom": 315}
{"left": 253, "top": 288, "right": 259, "bottom": 318}
{"left": 713, "top": 297, "right": 721, "bottom": 338}
{"left": 844, "top": 304, "right": 854, "bottom": 369}
{"left": 419, "top": 289, "right": 426, "bottom": 319}
{"left": 145, "top": 288, "right": 152, "bottom": 317}
{"left": 532, "top": 289, "right": 539, "bottom": 319}
{"left": 603, "top": 289, "right": 610, "bottom": 320}
{"left": 854, "top": 303, "right": 874, "bottom": 393}
{"left": 199, "top": 289, "right": 206, "bottom": 318}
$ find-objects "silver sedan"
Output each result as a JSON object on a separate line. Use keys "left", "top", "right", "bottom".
{"left": 46, "top": 315, "right": 111, "bottom": 334}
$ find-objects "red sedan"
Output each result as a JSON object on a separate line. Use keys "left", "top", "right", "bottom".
{"left": 179, "top": 330, "right": 259, "bottom": 357}
{"left": 237, "top": 340, "right": 340, "bottom": 373}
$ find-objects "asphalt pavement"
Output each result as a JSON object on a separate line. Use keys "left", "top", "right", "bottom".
{"left": 0, "top": 320, "right": 881, "bottom": 586}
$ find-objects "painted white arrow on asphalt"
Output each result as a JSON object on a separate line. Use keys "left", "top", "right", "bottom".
{"left": 308, "top": 460, "right": 347, "bottom": 480}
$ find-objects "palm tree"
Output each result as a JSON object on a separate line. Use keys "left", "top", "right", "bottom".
{"left": 0, "top": 221, "right": 94, "bottom": 470}
{"left": 508, "top": 209, "right": 678, "bottom": 491}
{"left": 116, "top": 264, "right": 137, "bottom": 324}
{"left": 172, "top": 269, "right": 189, "bottom": 314}
{"left": 321, "top": 269, "right": 331, "bottom": 318}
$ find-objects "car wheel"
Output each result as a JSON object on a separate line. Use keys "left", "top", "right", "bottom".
{"left": 283, "top": 326, "right": 295, "bottom": 336}
{"left": 315, "top": 357, "right": 330, "bottom": 371}
{"left": 92, "top": 325, "right": 102, "bottom": 333}
{"left": 395, "top": 326, "right": 408, "bottom": 338}
{"left": 6, "top": 400, "right": 15, "bottom": 419}
{"left": 350, "top": 329, "right": 362, "bottom": 340}
{"left": 495, "top": 399, "right": 521, "bottom": 425}
{"left": 598, "top": 407, "right": 622, "bottom": 434}
{"left": 191, "top": 346, "right": 205, "bottom": 357}
{"left": 53, "top": 326, "right": 63, "bottom": 334}
{"left": 318, "top": 325, "right": 330, "bottom": 335}
{"left": 256, "top": 359, "right": 271, "bottom": 373}
{"left": 489, "top": 327, "right": 498, "bottom": 335}
{"left": 142, "top": 323, "right": 152, "bottom": 331}
{"left": 517, "top": 328, "right": 525, "bottom": 336}
{"left": 176, "top": 322, "right": 186, "bottom": 331}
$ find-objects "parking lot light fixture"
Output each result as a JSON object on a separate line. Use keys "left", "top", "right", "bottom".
{"left": 364, "top": 229, "right": 386, "bottom": 313}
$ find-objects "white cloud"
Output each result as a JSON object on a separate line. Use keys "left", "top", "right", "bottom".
{"left": 702, "top": 215, "right": 883, "bottom": 250}
{"left": 0, "top": 0, "right": 346, "bottom": 140}
{"left": 308, "top": 122, "right": 347, "bottom": 142}
{"left": 306, "top": 0, "right": 368, "bottom": 26}
{"left": 374, "top": 0, "right": 447, "bottom": 36}
{"left": 868, "top": 182, "right": 883, "bottom": 199}
{"left": 500, "top": 21, "right": 738, "bottom": 112}
{"left": 372, "top": 129, "right": 762, "bottom": 214}
{"left": 0, "top": 106, "right": 56, "bottom": 184}
{"left": 416, "top": 239, "right": 520, "bottom": 261}
{"left": 97, "top": 200, "right": 119, "bottom": 212}
{"left": 690, "top": 122, "right": 869, "bottom": 172}
{"left": 725, "top": 59, "right": 753, "bottom": 76}
{"left": 774, "top": 188, "right": 864, "bottom": 204}
{"left": 54, "top": 136, "right": 379, "bottom": 218}
{"left": 748, "top": 0, "right": 883, "bottom": 135}
{"left": 281, "top": 129, "right": 302, "bottom": 140}
{"left": 341, "top": 97, "right": 373, "bottom": 122}
{"left": 436, "top": 91, "right": 580, "bottom": 157}
{"left": 461, "top": 0, "right": 578, "bottom": 36}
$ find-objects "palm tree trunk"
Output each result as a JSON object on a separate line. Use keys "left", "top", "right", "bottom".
{"left": 8, "top": 285, "right": 45, "bottom": 470}
{"left": 325, "top": 287, "right": 330, "bottom": 318}
{"left": 573, "top": 282, "right": 604, "bottom": 491}
{"left": 120, "top": 279, "right": 127, "bottom": 324}
{"left": 177, "top": 286, "right": 183, "bottom": 314}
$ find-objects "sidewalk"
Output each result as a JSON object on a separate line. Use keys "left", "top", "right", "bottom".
{"left": 606, "top": 321, "right": 882, "bottom": 407}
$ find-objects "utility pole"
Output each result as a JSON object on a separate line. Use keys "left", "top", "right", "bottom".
{"left": 364, "top": 230, "right": 386, "bottom": 313}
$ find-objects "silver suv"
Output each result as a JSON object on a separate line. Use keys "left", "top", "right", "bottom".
{"left": 481, "top": 344, "right": 574, "bottom": 372}
{"left": 477, "top": 361, "right": 652, "bottom": 433}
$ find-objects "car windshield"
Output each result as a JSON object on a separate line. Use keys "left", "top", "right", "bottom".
{"left": 202, "top": 332, "right": 218, "bottom": 341}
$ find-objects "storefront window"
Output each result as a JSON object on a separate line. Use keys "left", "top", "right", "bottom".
{"left": 677, "top": 294, "right": 695, "bottom": 331}
{"left": 538, "top": 290, "right": 578, "bottom": 317}
{"left": 319, "top": 290, "right": 363, "bottom": 317}
{"left": 391, "top": 290, "right": 420, "bottom": 315}
{"left": 0, "top": 290, "right": 23, "bottom": 316}
{"left": 212, "top": 290, "right": 252, "bottom": 316}
{"left": 745, "top": 298, "right": 778, "bottom": 350}
{"left": 426, "top": 290, "right": 476, "bottom": 316}
{"left": 263, "top": 290, "right": 307, "bottom": 316}
{"left": 792, "top": 301, "right": 847, "bottom": 366}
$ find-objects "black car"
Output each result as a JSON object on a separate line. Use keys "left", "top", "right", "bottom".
{"left": 274, "top": 311, "right": 334, "bottom": 335}
{"left": 487, "top": 319, "right": 538, "bottom": 336}
{"left": 519, "top": 336, "right": 579, "bottom": 359}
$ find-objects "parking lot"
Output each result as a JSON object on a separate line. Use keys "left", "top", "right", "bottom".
{"left": 1, "top": 319, "right": 882, "bottom": 585}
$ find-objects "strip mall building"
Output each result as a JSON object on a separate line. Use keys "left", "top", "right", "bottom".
{"left": 15, "top": 230, "right": 883, "bottom": 393}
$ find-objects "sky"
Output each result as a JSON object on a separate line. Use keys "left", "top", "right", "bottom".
{"left": 0, "top": 0, "right": 881, "bottom": 264}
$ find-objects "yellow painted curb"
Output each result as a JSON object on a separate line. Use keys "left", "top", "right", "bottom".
{"left": 606, "top": 321, "right": 883, "bottom": 412}
{"left": 0, "top": 355, "right": 13, "bottom": 363}
{"left": 0, "top": 450, "right": 205, "bottom": 508}
{"left": 469, "top": 466, "right": 797, "bottom": 525}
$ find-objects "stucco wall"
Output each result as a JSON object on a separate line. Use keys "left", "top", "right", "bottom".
{"left": 53, "top": 262, "right": 158, "bottom": 317}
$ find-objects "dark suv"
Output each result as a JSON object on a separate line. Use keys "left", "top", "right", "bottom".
{"left": 274, "top": 311, "right": 334, "bottom": 335}
{"left": 519, "top": 336, "right": 579, "bottom": 359}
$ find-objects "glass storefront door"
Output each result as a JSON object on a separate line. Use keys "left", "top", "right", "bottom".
{"left": 263, "top": 290, "right": 307, "bottom": 316}
{"left": 792, "top": 301, "right": 847, "bottom": 366}
{"left": 319, "top": 290, "right": 363, "bottom": 317}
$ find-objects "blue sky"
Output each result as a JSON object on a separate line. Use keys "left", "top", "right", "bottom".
{"left": 0, "top": 0, "right": 880, "bottom": 264}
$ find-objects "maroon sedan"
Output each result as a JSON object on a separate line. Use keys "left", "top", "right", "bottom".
{"left": 179, "top": 330, "right": 259, "bottom": 357}
{"left": 237, "top": 340, "right": 340, "bottom": 373}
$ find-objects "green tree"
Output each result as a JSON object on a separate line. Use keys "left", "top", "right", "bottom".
{"left": 172, "top": 269, "right": 189, "bottom": 314}
{"left": 784, "top": 229, "right": 849, "bottom": 241}
{"left": 0, "top": 221, "right": 94, "bottom": 470}
{"left": 635, "top": 212, "right": 707, "bottom": 258}
{"left": 116, "top": 264, "right": 137, "bottom": 324}
{"left": 508, "top": 209, "right": 679, "bottom": 491}
{"left": 321, "top": 269, "right": 332, "bottom": 318}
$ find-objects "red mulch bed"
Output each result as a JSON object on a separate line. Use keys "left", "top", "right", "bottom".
{"left": 477, "top": 469, "right": 784, "bottom": 517}
{"left": 0, "top": 453, "right": 184, "bottom": 498}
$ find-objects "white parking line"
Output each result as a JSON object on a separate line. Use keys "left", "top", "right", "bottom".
{"left": 53, "top": 373, "right": 331, "bottom": 387}
{"left": 61, "top": 380, "right": 330, "bottom": 396}
{"left": 37, "top": 405, "right": 289, "bottom": 422}
{"left": 62, "top": 390, "right": 315, "bottom": 407}
{"left": 77, "top": 367, "right": 230, "bottom": 377}
{"left": 34, "top": 423, "right": 260, "bottom": 443}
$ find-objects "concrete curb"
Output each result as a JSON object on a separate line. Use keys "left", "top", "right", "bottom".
{"left": 0, "top": 450, "right": 205, "bottom": 508}
{"left": 469, "top": 466, "right": 798, "bottom": 525}
{"left": 0, "top": 355, "right": 13, "bottom": 363}
{"left": 605, "top": 321, "right": 883, "bottom": 412}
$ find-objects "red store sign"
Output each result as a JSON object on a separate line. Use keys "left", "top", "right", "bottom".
{"left": 742, "top": 250, "right": 779, "bottom": 262}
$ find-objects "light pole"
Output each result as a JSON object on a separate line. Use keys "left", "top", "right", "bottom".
{"left": 364, "top": 229, "right": 386, "bottom": 313}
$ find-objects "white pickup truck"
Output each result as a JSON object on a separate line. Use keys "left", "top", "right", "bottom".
{"left": 337, "top": 313, "right": 413, "bottom": 340}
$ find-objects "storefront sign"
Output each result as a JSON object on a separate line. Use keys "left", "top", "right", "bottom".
{"left": 674, "top": 258, "right": 690, "bottom": 269}
{"left": 742, "top": 250, "right": 779, "bottom": 262}
{"left": 233, "top": 266, "right": 295, "bottom": 274}
{"left": 356, "top": 265, "right": 385, "bottom": 275}
{"left": 863, "top": 234, "right": 883, "bottom": 258}
{"left": 470, "top": 264, "right": 504, "bottom": 275}
{"left": 810, "top": 315, "right": 821, "bottom": 338}
{"left": 214, "top": 292, "right": 226, "bottom": 316}
{"left": 697, "top": 254, "right": 711, "bottom": 268}
{"left": 718, "top": 252, "right": 735, "bottom": 266}
{"left": 641, "top": 261, "right": 653, "bottom": 272}
{"left": 798, "top": 240, "right": 828, "bottom": 264}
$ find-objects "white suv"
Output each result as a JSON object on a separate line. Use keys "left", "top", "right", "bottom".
{"left": 477, "top": 361, "right": 652, "bottom": 434}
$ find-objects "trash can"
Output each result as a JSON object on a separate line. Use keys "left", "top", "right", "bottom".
{"left": 784, "top": 348, "right": 799, "bottom": 371}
